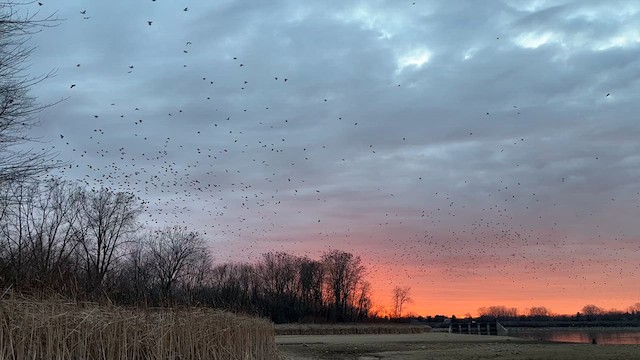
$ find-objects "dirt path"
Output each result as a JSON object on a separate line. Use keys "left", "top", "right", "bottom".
{"left": 277, "top": 333, "right": 640, "bottom": 359}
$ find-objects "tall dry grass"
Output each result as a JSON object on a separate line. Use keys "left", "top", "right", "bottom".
{"left": 0, "top": 298, "right": 277, "bottom": 360}
{"left": 275, "top": 323, "right": 432, "bottom": 335}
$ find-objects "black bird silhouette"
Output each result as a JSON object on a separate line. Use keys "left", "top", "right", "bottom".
{"left": 80, "top": 10, "right": 86, "bottom": 14}
{"left": 70, "top": 84, "right": 76, "bottom": 88}
{"left": 147, "top": 21, "right": 152, "bottom": 26}
{"left": 184, "top": 7, "right": 188, "bottom": 11}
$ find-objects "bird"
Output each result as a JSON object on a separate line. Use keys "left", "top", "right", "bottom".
{"left": 80, "top": 10, "right": 86, "bottom": 14}
{"left": 184, "top": 7, "right": 188, "bottom": 11}
{"left": 70, "top": 84, "right": 76, "bottom": 88}
{"left": 147, "top": 21, "right": 153, "bottom": 26}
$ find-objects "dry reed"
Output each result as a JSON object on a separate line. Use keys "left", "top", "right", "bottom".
{"left": 0, "top": 298, "right": 277, "bottom": 360}
{"left": 275, "top": 323, "right": 432, "bottom": 336}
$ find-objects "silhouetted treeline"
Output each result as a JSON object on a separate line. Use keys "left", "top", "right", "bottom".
{"left": 188, "top": 251, "right": 371, "bottom": 323}
{"left": 0, "top": 178, "right": 372, "bottom": 323}
{"left": 474, "top": 304, "right": 640, "bottom": 326}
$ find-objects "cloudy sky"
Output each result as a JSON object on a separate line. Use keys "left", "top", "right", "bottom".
{"left": 22, "top": 0, "right": 640, "bottom": 315}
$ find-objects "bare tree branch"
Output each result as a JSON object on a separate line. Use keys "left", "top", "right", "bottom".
{"left": 0, "top": 2, "right": 62, "bottom": 186}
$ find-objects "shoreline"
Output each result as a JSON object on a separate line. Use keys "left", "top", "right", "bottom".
{"left": 277, "top": 332, "right": 640, "bottom": 360}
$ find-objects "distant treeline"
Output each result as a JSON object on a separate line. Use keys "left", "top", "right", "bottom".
{"left": 475, "top": 304, "right": 640, "bottom": 323}
{"left": 393, "top": 304, "right": 640, "bottom": 329}
{"left": 414, "top": 304, "right": 640, "bottom": 328}
{"left": 0, "top": 178, "right": 372, "bottom": 323}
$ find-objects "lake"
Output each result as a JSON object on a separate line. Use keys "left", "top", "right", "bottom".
{"left": 509, "top": 327, "right": 640, "bottom": 345}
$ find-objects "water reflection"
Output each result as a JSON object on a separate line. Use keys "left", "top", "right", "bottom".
{"left": 511, "top": 329, "right": 640, "bottom": 345}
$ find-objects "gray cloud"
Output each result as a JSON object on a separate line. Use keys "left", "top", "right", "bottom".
{"left": 22, "top": 0, "right": 640, "bottom": 313}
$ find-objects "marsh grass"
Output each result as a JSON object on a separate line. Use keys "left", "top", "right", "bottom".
{"left": 0, "top": 297, "right": 277, "bottom": 360}
{"left": 275, "top": 323, "right": 431, "bottom": 335}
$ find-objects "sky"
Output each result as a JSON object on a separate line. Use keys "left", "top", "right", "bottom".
{"left": 18, "top": 0, "right": 640, "bottom": 316}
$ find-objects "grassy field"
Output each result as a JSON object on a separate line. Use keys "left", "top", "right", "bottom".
{"left": 0, "top": 298, "right": 278, "bottom": 360}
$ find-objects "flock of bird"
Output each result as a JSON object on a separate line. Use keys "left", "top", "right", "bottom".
{"left": 31, "top": 1, "right": 640, "bottom": 308}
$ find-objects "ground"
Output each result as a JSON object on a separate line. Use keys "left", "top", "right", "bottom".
{"left": 276, "top": 333, "right": 640, "bottom": 360}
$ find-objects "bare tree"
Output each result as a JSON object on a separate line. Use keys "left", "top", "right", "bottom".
{"left": 391, "top": 285, "right": 412, "bottom": 318}
{"left": 528, "top": 306, "right": 551, "bottom": 317}
{"left": 322, "top": 250, "right": 365, "bottom": 322}
{"left": 179, "top": 247, "right": 212, "bottom": 304}
{"left": 298, "top": 257, "right": 325, "bottom": 317}
{"left": 628, "top": 303, "right": 640, "bottom": 315}
{"left": 258, "top": 252, "right": 300, "bottom": 322}
{"left": 76, "top": 188, "right": 141, "bottom": 295}
{"left": 146, "top": 226, "right": 208, "bottom": 302}
{"left": 581, "top": 304, "right": 604, "bottom": 317}
{"left": 111, "top": 237, "right": 154, "bottom": 305}
{"left": 0, "top": 178, "right": 82, "bottom": 290}
{"left": 206, "top": 262, "right": 259, "bottom": 312}
{"left": 477, "top": 305, "right": 518, "bottom": 319}
{"left": 0, "top": 181, "right": 30, "bottom": 286}
{"left": 0, "top": 3, "right": 59, "bottom": 186}
{"left": 259, "top": 252, "right": 299, "bottom": 299}
{"left": 354, "top": 280, "right": 372, "bottom": 320}
{"left": 22, "top": 178, "right": 82, "bottom": 289}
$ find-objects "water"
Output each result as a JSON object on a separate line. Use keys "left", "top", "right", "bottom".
{"left": 509, "top": 328, "right": 640, "bottom": 345}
